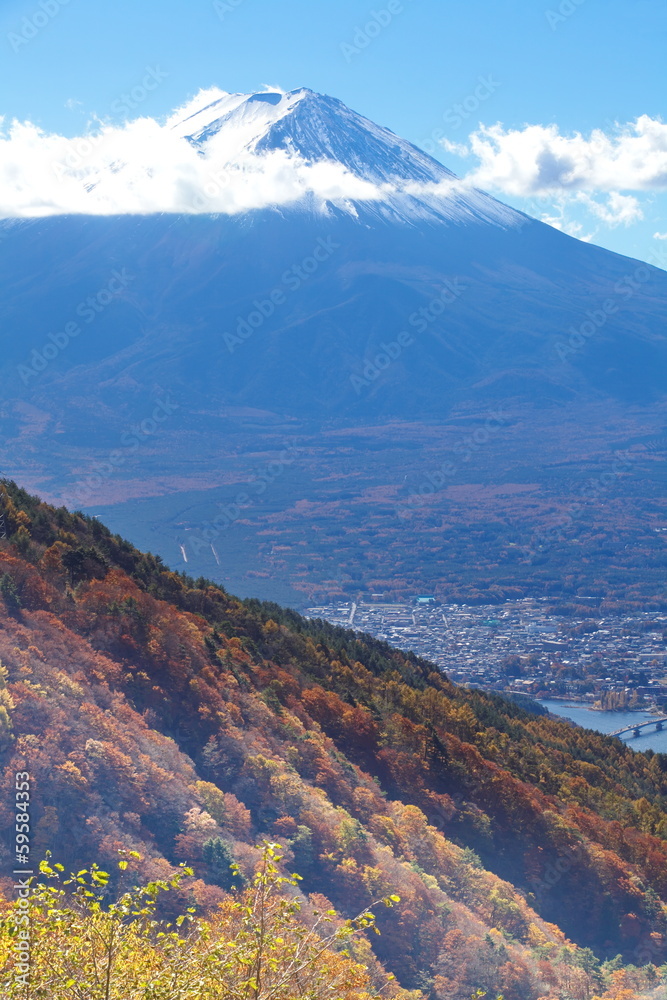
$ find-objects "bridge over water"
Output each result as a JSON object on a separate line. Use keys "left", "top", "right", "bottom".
{"left": 609, "top": 717, "right": 667, "bottom": 739}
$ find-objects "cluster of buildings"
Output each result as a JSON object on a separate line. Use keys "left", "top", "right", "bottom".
{"left": 305, "top": 597, "right": 667, "bottom": 707}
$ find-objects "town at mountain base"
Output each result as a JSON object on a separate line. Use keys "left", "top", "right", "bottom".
{"left": 1, "top": 478, "right": 667, "bottom": 999}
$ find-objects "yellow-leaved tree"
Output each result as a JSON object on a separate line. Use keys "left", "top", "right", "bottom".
{"left": 0, "top": 842, "right": 420, "bottom": 1000}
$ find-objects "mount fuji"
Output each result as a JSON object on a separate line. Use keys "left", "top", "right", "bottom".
{"left": 1, "top": 87, "right": 666, "bottom": 604}
{"left": 170, "top": 86, "right": 521, "bottom": 226}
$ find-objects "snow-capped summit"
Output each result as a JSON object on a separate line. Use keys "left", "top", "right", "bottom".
{"left": 170, "top": 89, "right": 309, "bottom": 156}
{"left": 2, "top": 83, "right": 667, "bottom": 564}
{"left": 172, "top": 87, "right": 451, "bottom": 184}
{"left": 169, "top": 87, "right": 523, "bottom": 228}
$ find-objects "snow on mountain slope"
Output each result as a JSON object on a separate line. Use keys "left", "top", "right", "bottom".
{"left": 0, "top": 85, "right": 525, "bottom": 225}
{"left": 169, "top": 87, "right": 525, "bottom": 228}
{"left": 171, "top": 90, "right": 306, "bottom": 155}
{"left": 173, "top": 88, "right": 448, "bottom": 183}
{"left": 2, "top": 86, "right": 667, "bottom": 595}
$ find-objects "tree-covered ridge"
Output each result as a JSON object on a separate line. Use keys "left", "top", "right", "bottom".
{"left": 1, "top": 479, "right": 667, "bottom": 999}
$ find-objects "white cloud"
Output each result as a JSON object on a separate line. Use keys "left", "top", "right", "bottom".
{"left": 532, "top": 192, "right": 642, "bottom": 240}
{"left": 442, "top": 116, "right": 667, "bottom": 232}
{"left": 2, "top": 97, "right": 661, "bottom": 234}
{"left": 576, "top": 191, "right": 644, "bottom": 227}
{"left": 163, "top": 86, "right": 231, "bottom": 129}
{"left": 447, "top": 116, "right": 667, "bottom": 196}
{"left": 654, "top": 231, "right": 667, "bottom": 240}
{"left": 0, "top": 95, "right": 521, "bottom": 225}
{"left": 0, "top": 97, "right": 386, "bottom": 219}
{"left": 439, "top": 139, "right": 469, "bottom": 157}
{"left": 537, "top": 208, "right": 590, "bottom": 240}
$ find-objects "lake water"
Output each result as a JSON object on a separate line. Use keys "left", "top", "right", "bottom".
{"left": 539, "top": 700, "right": 667, "bottom": 753}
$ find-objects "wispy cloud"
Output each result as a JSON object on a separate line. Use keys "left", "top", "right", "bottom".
{"left": 576, "top": 191, "right": 644, "bottom": 228}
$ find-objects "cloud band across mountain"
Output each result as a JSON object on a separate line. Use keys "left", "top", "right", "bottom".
{"left": 0, "top": 87, "right": 521, "bottom": 227}
{"left": 0, "top": 118, "right": 383, "bottom": 218}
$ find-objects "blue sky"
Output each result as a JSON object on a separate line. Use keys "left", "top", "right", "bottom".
{"left": 1, "top": 0, "right": 666, "bottom": 265}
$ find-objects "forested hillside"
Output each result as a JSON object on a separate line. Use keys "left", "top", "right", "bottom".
{"left": 1, "top": 479, "right": 667, "bottom": 999}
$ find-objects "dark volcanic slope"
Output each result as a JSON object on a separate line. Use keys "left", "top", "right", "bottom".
{"left": 0, "top": 89, "right": 665, "bottom": 604}
{"left": 2, "top": 208, "right": 666, "bottom": 433}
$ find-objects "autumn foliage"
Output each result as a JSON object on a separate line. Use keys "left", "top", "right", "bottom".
{"left": 0, "top": 843, "right": 411, "bottom": 999}
{"left": 1, "top": 480, "right": 667, "bottom": 999}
